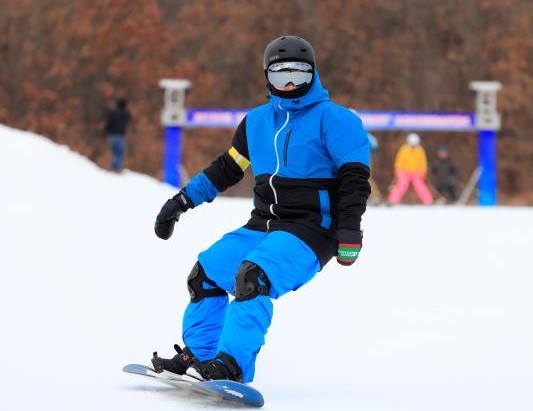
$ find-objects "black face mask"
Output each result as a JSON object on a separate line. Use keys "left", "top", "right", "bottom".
{"left": 266, "top": 80, "right": 313, "bottom": 99}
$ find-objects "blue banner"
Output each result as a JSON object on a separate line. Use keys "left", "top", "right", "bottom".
{"left": 186, "top": 109, "right": 476, "bottom": 131}
{"left": 355, "top": 111, "right": 475, "bottom": 131}
{"left": 186, "top": 109, "right": 247, "bottom": 129}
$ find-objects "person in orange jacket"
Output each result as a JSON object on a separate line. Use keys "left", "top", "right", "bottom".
{"left": 388, "top": 133, "right": 433, "bottom": 204}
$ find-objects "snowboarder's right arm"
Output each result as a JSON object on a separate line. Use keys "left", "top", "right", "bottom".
{"left": 154, "top": 118, "right": 250, "bottom": 240}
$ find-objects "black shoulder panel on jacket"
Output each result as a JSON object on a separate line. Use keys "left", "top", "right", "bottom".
{"left": 231, "top": 117, "right": 249, "bottom": 160}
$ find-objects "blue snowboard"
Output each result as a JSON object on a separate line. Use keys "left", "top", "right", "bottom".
{"left": 123, "top": 363, "right": 264, "bottom": 408}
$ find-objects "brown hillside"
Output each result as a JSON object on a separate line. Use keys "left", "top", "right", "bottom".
{"left": 1, "top": 0, "right": 531, "bottom": 203}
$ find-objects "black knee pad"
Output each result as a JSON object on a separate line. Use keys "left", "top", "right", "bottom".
{"left": 187, "top": 262, "right": 227, "bottom": 303}
{"left": 234, "top": 261, "right": 271, "bottom": 302}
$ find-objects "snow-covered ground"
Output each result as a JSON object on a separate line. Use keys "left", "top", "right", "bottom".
{"left": 1, "top": 123, "right": 532, "bottom": 411}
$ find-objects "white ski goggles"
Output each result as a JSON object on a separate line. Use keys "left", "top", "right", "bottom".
{"left": 267, "top": 61, "right": 313, "bottom": 89}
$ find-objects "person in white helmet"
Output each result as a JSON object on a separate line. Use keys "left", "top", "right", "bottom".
{"left": 388, "top": 133, "right": 433, "bottom": 204}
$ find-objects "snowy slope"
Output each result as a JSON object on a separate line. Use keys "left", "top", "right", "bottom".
{"left": 0, "top": 123, "right": 532, "bottom": 411}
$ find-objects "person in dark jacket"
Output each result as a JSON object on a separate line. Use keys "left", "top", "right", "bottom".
{"left": 104, "top": 98, "right": 132, "bottom": 172}
{"left": 150, "top": 36, "right": 371, "bottom": 383}
{"left": 431, "top": 145, "right": 458, "bottom": 203}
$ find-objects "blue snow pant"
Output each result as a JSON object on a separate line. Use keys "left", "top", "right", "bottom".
{"left": 182, "top": 227, "right": 321, "bottom": 383}
{"left": 108, "top": 134, "right": 125, "bottom": 171}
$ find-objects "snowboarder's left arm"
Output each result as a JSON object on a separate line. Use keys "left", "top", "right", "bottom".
{"left": 323, "top": 109, "right": 371, "bottom": 266}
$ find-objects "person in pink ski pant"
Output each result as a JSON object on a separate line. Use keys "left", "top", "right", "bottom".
{"left": 388, "top": 133, "right": 433, "bottom": 205}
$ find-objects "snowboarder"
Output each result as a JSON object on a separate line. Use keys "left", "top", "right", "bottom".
{"left": 152, "top": 35, "right": 371, "bottom": 384}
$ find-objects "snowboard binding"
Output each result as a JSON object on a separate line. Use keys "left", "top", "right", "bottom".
{"left": 151, "top": 344, "right": 195, "bottom": 375}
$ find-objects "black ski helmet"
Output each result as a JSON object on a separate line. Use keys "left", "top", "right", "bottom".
{"left": 263, "top": 35, "right": 316, "bottom": 98}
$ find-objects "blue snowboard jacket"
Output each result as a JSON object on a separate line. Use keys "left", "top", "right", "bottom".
{"left": 183, "top": 71, "right": 370, "bottom": 267}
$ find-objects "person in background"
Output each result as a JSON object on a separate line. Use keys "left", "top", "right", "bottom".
{"left": 367, "top": 132, "right": 383, "bottom": 205}
{"left": 431, "top": 144, "right": 458, "bottom": 203}
{"left": 104, "top": 98, "right": 132, "bottom": 172}
{"left": 388, "top": 133, "right": 433, "bottom": 205}
{"left": 368, "top": 132, "right": 379, "bottom": 153}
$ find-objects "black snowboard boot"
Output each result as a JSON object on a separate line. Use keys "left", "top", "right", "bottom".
{"left": 199, "top": 352, "right": 243, "bottom": 382}
{"left": 152, "top": 344, "right": 195, "bottom": 375}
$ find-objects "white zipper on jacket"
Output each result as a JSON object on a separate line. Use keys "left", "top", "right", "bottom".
{"left": 267, "top": 106, "right": 290, "bottom": 231}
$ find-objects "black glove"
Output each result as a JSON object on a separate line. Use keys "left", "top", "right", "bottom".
{"left": 154, "top": 191, "right": 193, "bottom": 240}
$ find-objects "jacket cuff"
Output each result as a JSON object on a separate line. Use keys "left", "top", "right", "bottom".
{"left": 182, "top": 172, "right": 219, "bottom": 207}
{"left": 336, "top": 228, "right": 363, "bottom": 244}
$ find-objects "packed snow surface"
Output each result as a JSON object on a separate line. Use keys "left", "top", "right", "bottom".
{"left": 1, "top": 123, "right": 532, "bottom": 410}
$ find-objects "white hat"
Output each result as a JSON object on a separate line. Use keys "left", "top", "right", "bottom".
{"left": 406, "top": 133, "right": 420, "bottom": 146}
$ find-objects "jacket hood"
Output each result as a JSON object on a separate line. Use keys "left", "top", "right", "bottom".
{"left": 268, "top": 69, "right": 330, "bottom": 112}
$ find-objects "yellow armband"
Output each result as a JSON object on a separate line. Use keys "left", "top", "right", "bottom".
{"left": 228, "top": 147, "right": 250, "bottom": 171}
